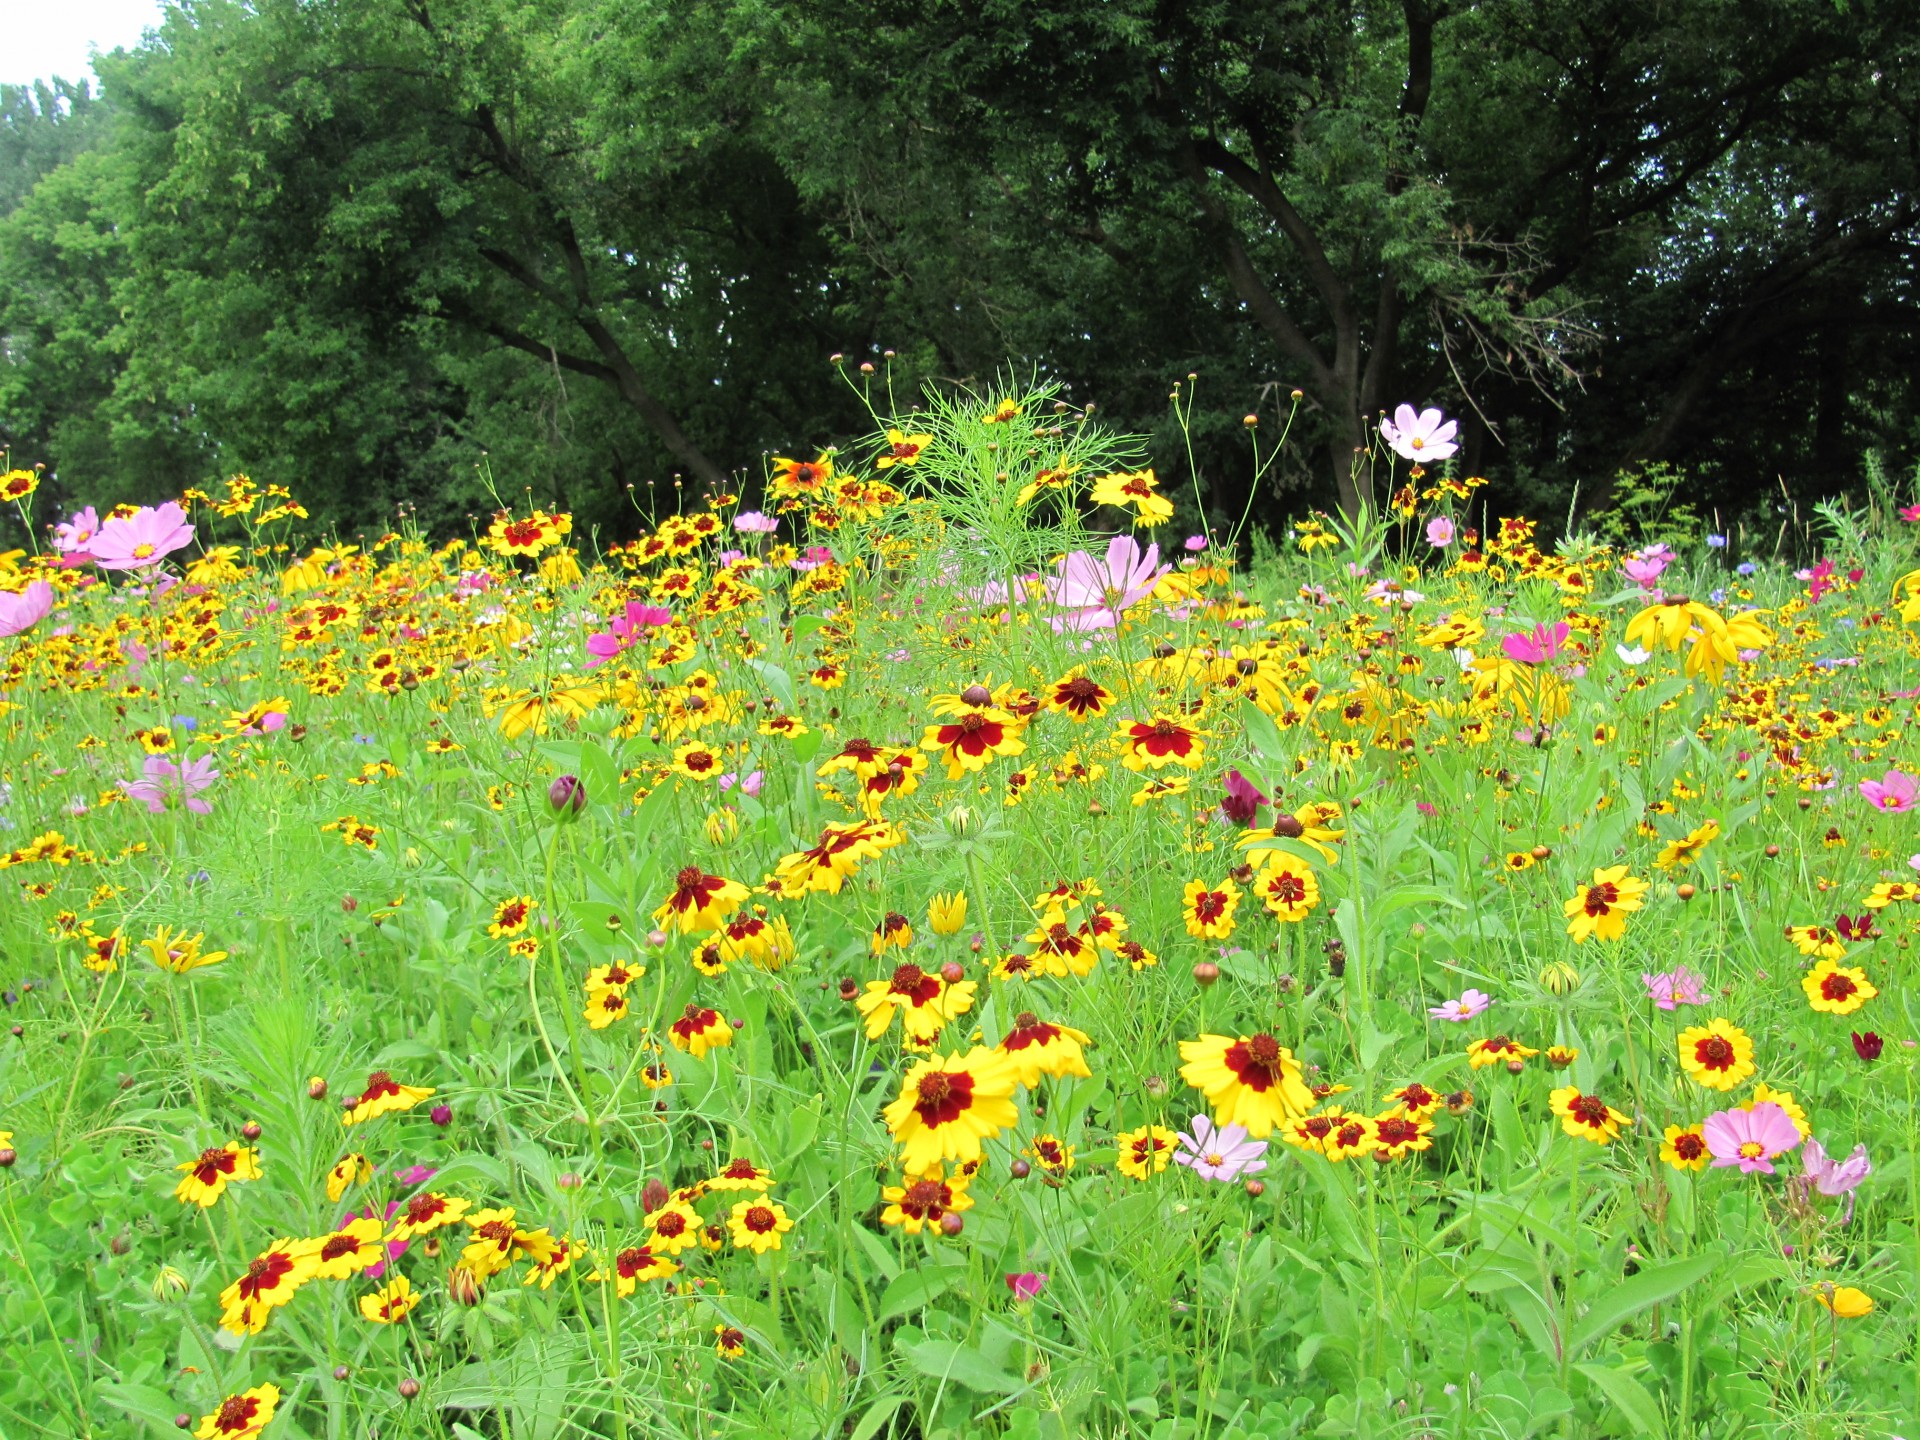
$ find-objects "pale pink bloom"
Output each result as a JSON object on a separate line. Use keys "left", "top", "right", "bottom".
{"left": 585, "top": 601, "right": 673, "bottom": 668}
{"left": 1425, "top": 516, "right": 1455, "bottom": 547}
{"left": 1858, "top": 769, "right": 1917, "bottom": 814}
{"left": 1174, "top": 1114, "right": 1268, "bottom": 1182}
{"left": 1501, "top": 621, "right": 1570, "bottom": 665}
{"left": 791, "top": 545, "right": 835, "bottom": 572}
{"left": 1044, "top": 535, "right": 1169, "bottom": 632}
{"left": 1183, "top": 535, "right": 1209, "bottom": 552}
{"left": 91, "top": 502, "right": 195, "bottom": 572}
{"left": 0, "top": 581, "right": 54, "bottom": 638}
{"left": 1800, "top": 1137, "right": 1870, "bottom": 1197}
{"left": 53, "top": 506, "right": 100, "bottom": 554}
{"left": 1704, "top": 1102, "right": 1802, "bottom": 1174}
{"left": 1641, "top": 967, "right": 1707, "bottom": 1009}
{"left": 122, "top": 754, "right": 219, "bottom": 814}
{"left": 1379, "top": 404, "right": 1459, "bottom": 462}
{"left": 732, "top": 511, "right": 779, "bottom": 534}
{"left": 1429, "top": 988, "right": 1492, "bottom": 1022}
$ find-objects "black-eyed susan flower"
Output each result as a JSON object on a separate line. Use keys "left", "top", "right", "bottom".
{"left": 920, "top": 703, "right": 1027, "bottom": 779}
{"left": 386, "top": 1190, "right": 470, "bottom": 1241}
{"left": 1677, "top": 1018, "right": 1756, "bottom": 1090}
{"left": 342, "top": 1070, "right": 435, "bottom": 1127}
{"left": 1562, "top": 865, "right": 1648, "bottom": 942}
{"left": 358, "top": 1273, "right": 420, "bottom": 1323}
{"left": 726, "top": 1199, "right": 793, "bottom": 1254}
{"left": 487, "top": 896, "right": 536, "bottom": 937}
{"left": 1549, "top": 1086, "right": 1631, "bottom": 1144}
{"left": 1371, "top": 1113, "right": 1434, "bottom": 1159}
{"left": 1661, "top": 1124, "right": 1710, "bottom": 1171}
{"left": 1115, "top": 1125, "right": 1178, "bottom": 1180}
{"left": 668, "top": 1003, "right": 734, "bottom": 1058}
{"left": 219, "top": 1239, "right": 319, "bottom": 1335}
{"left": 1044, "top": 668, "right": 1117, "bottom": 721}
{"left": 643, "top": 1199, "right": 703, "bottom": 1256}
{"left": 325, "top": 1153, "right": 371, "bottom": 1203}
{"left": 174, "top": 1142, "right": 262, "bottom": 1208}
{"left": 1116, "top": 714, "right": 1207, "bottom": 771}
{"left": 1182, "top": 878, "right": 1240, "bottom": 939}
{"left": 194, "top": 1383, "right": 279, "bottom": 1440}
{"left": 1383, "top": 1083, "right": 1442, "bottom": 1119}
{"left": 996, "top": 1013, "right": 1092, "bottom": 1087}
{"left": 1178, "top": 1033, "right": 1315, "bottom": 1137}
{"left": 1252, "top": 859, "right": 1319, "bottom": 921}
{"left": 584, "top": 989, "right": 630, "bottom": 1030}
{"left": 883, "top": 1049, "right": 1020, "bottom": 1172}
{"left": 307, "top": 1216, "right": 386, "bottom": 1279}
{"left": 1802, "top": 960, "right": 1876, "bottom": 1014}
{"left": 1090, "top": 468, "right": 1173, "bottom": 525}
{"left": 1466, "top": 1035, "right": 1539, "bottom": 1069}
{"left": 857, "top": 963, "right": 976, "bottom": 1044}
{"left": 708, "top": 1157, "right": 774, "bottom": 1192}
{"left": 652, "top": 866, "right": 749, "bottom": 935}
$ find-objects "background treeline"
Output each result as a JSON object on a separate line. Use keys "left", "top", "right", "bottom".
{"left": 1, "top": 0, "right": 1915, "bottom": 542}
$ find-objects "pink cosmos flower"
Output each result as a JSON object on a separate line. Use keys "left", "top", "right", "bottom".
{"left": 792, "top": 545, "right": 835, "bottom": 572}
{"left": 1703, "top": 1102, "right": 1803, "bottom": 1174}
{"left": 122, "top": 754, "right": 219, "bottom": 814}
{"left": 1005, "top": 1271, "right": 1048, "bottom": 1301}
{"left": 1045, "top": 535, "right": 1170, "bottom": 632}
{"left": 732, "top": 511, "right": 779, "bottom": 535}
{"left": 53, "top": 507, "right": 100, "bottom": 554}
{"left": 1641, "top": 967, "right": 1706, "bottom": 1010}
{"left": 1799, "top": 1137, "right": 1870, "bottom": 1197}
{"left": 1620, "top": 544, "right": 1674, "bottom": 588}
{"left": 1425, "top": 516, "right": 1455, "bottom": 547}
{"left": 1183, "top": 535, "right": 1209, "bottom": 552}
{"left": 1501, "top": 620, "right": 1570, "bottom": 665}
{"left": 585, "top": 601, "right": 674, "bottom": 668}
{"left": 1902, "top": 504, "right": 1920, "bottom": 523}
{"left": 90, "top": 502, "right": 195, "bottom": 572}
{"left": 1174, "top": 1114, "right": 1268, "bottom": 1182}
{"left": 1379, "top": 404, "right": 1459, "bottom": 462}
{"left": 1858, "top": 769, "right": 1917, "bottom": 814}
{"left": 1428, "top": 989, "right": 1492, "bottom": 1022}
{"left": 0, "top": 581, "right": 54, "bottom": 639}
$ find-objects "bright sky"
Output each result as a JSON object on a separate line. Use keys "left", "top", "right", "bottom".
{"left": 1, "top": 0, "right": 167, "bottom": 88}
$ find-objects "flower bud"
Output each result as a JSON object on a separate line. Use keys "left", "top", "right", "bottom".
{"left": 0, "top": 1145, "right": 17, "bottom": 1168}
{"left": 1244, "top": 1179, "right": 1265, "bottom": 1197}
{"left": 557, "top": 1172, "right": 584, "bottom": 1191}
{"left": 341, "top": 894, "right": 357, "bottom": 912}
{"left": 939, "top": 961, "right": 966, "bottom": 984}
{"left": 549, "top": 773, "right": 587, "bottom": 819}
{"left": 241, "top": 1120, "right": 262, "bottom": 1141}
{"left": 837, "top": 977, "right": 859, "bottom": 1001}
{"left": 938, "top": 1210, "right": 964, "bottom": 1236}
{"left": 398, "top": 1377, "right": 421, "bottom": 1400}
{"left": 430, "top": 1104, "right": 452, "bottom": 1127}
{"left": 1143, "top": 1074, "right": 1168, "bottom": 1097}
{"left": 1274, "top": 813, "right": 1304, "bottom": 839}
{"left": 1192, "top": 961, "right": 1220, "bottom": 987}
{"left": 448, "top": 1264, "right": 484, "bottom": 1307}
{"left": 332, "top": 1365, "right": 350, "bottom": 1382}
{"left": 1009, "top": 1158, "right": 1032, "bottom": 1179}
{"left": 151, "top": 1265, "right": 188, "bottom": 1300}
{"left": 1538, "top": 961, "right": 1580, "bottom": 996}
{"left": 1764, "top": 844, "right": 1781, "bottom": 858}
{"left": 641, "top": 1178, "right": 670, "bottom": 1213}
{"left": 1676, "top": 883, "right": 1695, "bottom": 901}
{"left": 1546, "top": 1046, "right": 1578, "bottom": 1069}
{"left": 1505, "top": 1059, "right": 1526, "bottom": 1075}
{"left": 175, "top": 1415, "right": 191, "bottom": 1430}
{"left": 307, "top": 1076, "right": 329, "bottom": 1101}
{"left": 960, "top": 684, "right": 993, "bottom": 707}
{"left": 1530, "top": 845, "right": 1552, "bottom": 861}
{"left": 1242, "top": 414, "right": 1259, "bottom": 427}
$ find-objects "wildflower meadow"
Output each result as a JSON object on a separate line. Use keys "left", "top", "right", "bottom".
{"left": 5, "top": 376, "right": 1920, "bottom": 1440}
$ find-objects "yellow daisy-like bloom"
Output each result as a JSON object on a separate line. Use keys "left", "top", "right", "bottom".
{"left": 667, "top": 1003, "right": 735, "bottom": 1058}
{"left": 726, "top": 1198, "right": 795, "bottom": 1255}
{"left": 218, "top": 1239, "right": 319, "bottom": 1335}
{"left": 1624, "top": 597, "right": 1723, "bottom": 653}
{"left": 927, "top": 891, "right": 969, "bottom": 936}
{"left": 870, "top": 912, "right": 914, "bottom": 955}
{"left": 880, "top": 1162, "right": 975, "bottom": 1232}
{"left": 341, "top": 1070, "right": 435, "bottom": 1127}
{"left": 643, "top": 1199, "right": 704, "bottom": 1256}
{"left": 359, "top": 1273, "right": 421, "bottom": 1323}
{"left": 708, "top": 1157, "right": 775, "bottom": 1192}
{"left": 307, "top": 1216, "right": 387, "bottom": 1280}
{"left": 583, "top": 960, "right": 645, "bottom": 995}
{"left": 651, "top": 866, "right": 749, "bottom": 935}
{"left": 857, "top": 962, "right": 976, "bottom": 1044}
{"left": 1371, "top": 1112, "right": 1434, "bottom": 1160}
{"left": 1382, "top": 1083, "right": 1444, "bottom": 1120}
{"left": 1252, "top": 859, "right": 1320, "bottom": 922}
{"left": 194, "top": 1383, "right": 280, "bottom": 1440}
{"left": 875, "top": 428, "right": 932, "bottom": 469}
{"left": 1090, "top": 468, "right": 1174, "bottom": 525}
{"left": 1177, "top": 1033, "right": 1315, "bottom": 1138}
{"left": 1323, "top": 1115, "right": 1380, "bottom": 1162}
{"left": 1676, "top": 1018, "right": 1757, "bottom": 1091}
{"left": 1548, "top": 1085, "right": 1631, "bottom": 1144}
{"left": 1466, "top": 1035, "right": 1540, "bottom": 1069}
{"left": 1115, "top": 1125, "right": 1179, "bottom": 1180}
{"left": 883, "top": 1049, "right": 1020, "bottom": 1173}
{"left": 995, "top": 1012, "right": 1093, "bottom": 1088}
{"left": 386, "top": 1190, "right": 470, "bottom": 1241}
{"left": 143, "top": 927, "right": 228, "bottom": 973}
{"left": 325, "top": 1152, "right": 371, "bottom": 1204}
{"left": 1655, "top": 820, "right": 1721, "bottom": 870}
{"left": 589, "top": 1243, "right": 678, "bottom": 1297}
{"left": 1661, "top": 1124, "right": 1710, "bottom": 1172}
{"left": 487, "top": 895, "right": 536, "bottom": 937}
{"left": 523, "top": 1237, "right": 587, "bottom": 1289}
{"left": 460, "top": 1207, "right": 557, "bottom": 1279}
{"left": 1811, "top": 1284, "right": 1874, "bottom": 1318}
{"left": 1862, "top": 881, "right": 1919, "bottom": 910}
{"left": 174, "top": 1142, "right": 262, "bottom": 1208}
{"left": 1116, "top": 714, "right": 1208, "bottom": 772}
{"left": 1786, "top": 924, "right": 1847, "bottom": 961}
{"left": 919, "top": 705, "right": 1027, "bottom": 779}
{"left": 1182, "top": 877, "right": 1241, "bottom": 939}
{"left": 1562, "top": 865, "right": 1648, "bottom": 942}
{"left": 1281, "top": 1110, "right": 1343, "bottom": 1156}
{"left": 584, "top": 989, "right": 630, "bottom": 1030}
{"left": 1802, "top": 960, "right": 1876, "bottom": 1014}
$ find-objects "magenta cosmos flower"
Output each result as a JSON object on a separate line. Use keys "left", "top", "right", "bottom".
{"left": 584, "top": 601, "right": 673, "bottom": 668}
{"left": 123, "top": 754, "right": 219, "bottom": 814}
{"left": 1045, "top": 535, "right": 1170, "bottom": 632}
{"left": 1379, "top": 405, "right": 1459, "bottom": 462}
{"left": 1429, "top": 989, "right": 1492, "bottom": 1022}
{"left": 1501, "top": 620, "right": 1570, "bottom": 665}
{"left": 1703, "top": 1102, "right": 1802, "bottom": 1174}
{"left": 1174, "top": 1114, "right": 1268, "bottom": 1182}
{"left": 1219, "top": 769, "right": 1268, "bottom": 827}
{"left": 0, "top": 581, "right": 54, "bottom": 638}
{"left": 1004, "top": 1271, "right": 1047, "bottom": 1301}
{"left": 1858, "top": 768, "right": 1917, "bottom": 814}
{"left": 90, "top": 502, "right": 195, "bottom": 572}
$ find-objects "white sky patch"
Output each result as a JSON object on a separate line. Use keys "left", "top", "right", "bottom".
{"left": 1, "top": 0, "right": 166, "bottom": 89}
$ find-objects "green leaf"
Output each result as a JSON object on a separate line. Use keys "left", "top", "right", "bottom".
{"left": 879, "top": 1264, "right": 957, "bottom": 1321}
{"left": 1572, "top": 1249, "right": 1723, "bottom": 1354}
{"left": 97, "top": 1380, "right": 189, "bottom": 1430}
{"left": 1574, "top": 1363, "right": 1666, "bottom": 1435}
{"left": 848, "top": 1394, "right": 908, "bottom": 1440}
{"left": 900, "top": 1337, "right": 1024, "bottom": 1395}
{"left": 791, "top": 613, "right": 829, "bottom": 642}
{"left": 747, "top": 658, "right": 796, "bottom": 712}
{"left": 1238, "top": 700, "right": 1287, "bottom": 766}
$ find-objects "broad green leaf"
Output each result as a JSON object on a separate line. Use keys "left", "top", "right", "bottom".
{"left": 879, "top": 1264, "right": 957, "bottom": 1321}
{"left": 1572, "top": 1249, "right": 1723, "bottom": 1353}
{"left": 1574, "top": 1362, "right": 1666, "bottom": 1436}
{"left": 900, "top": 1337, "right": 1024, "bottom": 1395}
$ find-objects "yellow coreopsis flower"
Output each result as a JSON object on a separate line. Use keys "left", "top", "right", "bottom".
{"left": 1178, "top": 1032, "right": 1315, "bottom": 1137}
{"left": 1562, "top": 865, "right": 1647, "bottom": 942}
{"left": 143, "top": 927, "right": 227, "bottom": 974}
{"left": 882, "top": 1049, "right": 1019, "bottom": 1172}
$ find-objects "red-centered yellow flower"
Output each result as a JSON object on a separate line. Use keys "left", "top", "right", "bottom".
{"left": 707, "top": 1157, "right": 775, "bottom": 1192}
{"left": 1178, "top": 1033, "right": 1315, "bottom": 1137}
{"left": 1562, "top": 865, "right": 1648, "bottom": 942}
{"left": 1115, "top": 1124, "right": 1179, "bottom": 1180}
{"left": 341, "top": 1070, "right": 435, "bottom": 1127}
{"left": 487, "top": 895, "right": 536, "bottom": 937}
{"left": 1323, "top": 1115, "right": 1380, "bottom": 1162}
{"left": 1252, "top": 859, "right": 1320, "bottom": 922}
{"left": 857, "top": 962, "right": 976, "bottom": 1044}
{"left": 643, "top": 1199, "right": 703, "bottom": 1256}
{"left": 1383, "top": 1083, "right": 1443, "bottom": 1120}
{"left": 1802, "top": 960, "right": 1876, "bottom": 1014}
{"left": 143, "top": 927, "right": 227, "bottom": 973}
{"left": 1182, "top": 878, "right": 1240, "bottom": 939}
{"left": 1371, "top": 1112, "right": 1434, "bottom": 1159}
{"left": 715, "top": 1323, "right": 748, "bottom": 1358}
{"left": 1090, "top": 468, "right": 1173, "bottom": 525}
{"left": 1676, "top": 1018, "right": 1756, "bottom": 1091}
{"left": 1045, "top": 667, "right": 1117, "bottom": 721}
{"left": 588, "top": 1243, "right": 677, "bottom": 1296}
{"left": 195, "top": 1383, "right": 279, "bottom": 1440}
{"left": 883, "top": 1049, "right": 1020, "bottom": 1172}
{"left": 584, "top": 989, "right": 630, "bottom": 1030}
{"left": 219, "top": 1239, "right": 319, "bottom": 1335}
{"left": 1786, "top": 923, "right": 1847, "bottom": 960}
{"left": 769, "top": 452, "right": 835, "bottom": 499}
{"left": 584, "top": 960, "right": 645, "bottom": 995}
{"left": 386, "top": 1190, "right": 470, "bottom": 1241}
{"left": 523, "top": 1238, "right": 587, "bottom": 1290}
{"left": 875, "top": 428, "right": 931, "bottom": 469}
{"left": 668, "top": 1003, "right": 735, "bottom": 1058}
{"left": 995, "top": 1012, "right": 1093, "bottom": 1087}
{"left": 1116, "top": 714, "right": 1207, "bottom": 772}
{"left": 871, "top": 912, "right": 914, "bottom": 954}
{"left": 1466, "top": 1035, "right": 1540, "bottom": 1069}
{"left": 1655, "top": 821, "right": 1721, "bottom": 870}
{"left": 718, "top": 913, "right": 789, "bottom": 968}
{"left": 1863, "top": 881, "right": 1919, "bottom": 910}
{"left": 1661, "top": 1124, "right": 1710, "bottom": 1172}
{"left": 174, "top": 1141, "right": 262, "bottom": 1208}
{"left": 325, "top": 1152, "right": 371, "bottom": 1204}
{"left": 1026, "top": 1133, "right": 1074, "bottom": 1175}
{"left": 486, "top": 508, "right": 570, "bottom": 556}
{"left": 773, "top": 820, "right": 903, "bottom": 895}
{"left": 359, "top": 1273, "right": 420, "bottom": 1323}
{"left": 460, "top": 1207, "right": 556, "bottom": 1278}
{"left": 307, "top": 1216, "right": 386, "bottom": 1280}
{"left": 726, "top": 1198, "right": 793, "bottom": 1254}
{"left": 920, "top": 705, "right": 1026, "bottom": 779}
{"left": 652, "top": 866, "right": 748, "bottom": 935}
{"left": 1549, "top": 1085, "right": 1631, "bottom": 1144}
{"left": 1020, "top": 912, "right": 1098, "bottom": 977}
{"left": 881, "top": 1163, "right": 974, "bottom": 1231}
{"left": 1282, "top": 1110, "right": 1343, "bottom": 1156}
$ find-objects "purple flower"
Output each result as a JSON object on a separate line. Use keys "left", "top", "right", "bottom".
{"left": 1500, "top": 621, "right": 1570, "bottom": 665}
{"left": 1703, "top": 1103, "right": 1803, "bottom": 1174}
{"left": 1004, "top": 1271, "right": 1047, "bottom": 1301}
{"left": 122, "top": 754, "right": 219, "bottom": 815}
{"left": 1174, "top": 1114, "right": 1268, "bottom": 1182}
{"left": 1641, "top": 967, "right": 1706, "bottom": 1010}
{"left": 585, "top": 601, "right": 673, "bottom": 668}
{"left": 53, "top": 507, "right": 100, "bottom": 555}
{"left": 1045, "top": 535, "right": 1170, "bottom": 632}
{"left": 732, "top": 511, "right": 779, "bottom": 535}
{"left": 1379, "top": 404, "right": 1459, "bottom": 462}
{"left": 1800, "top": 1137, "right": 1870, "bottom": 1197}
{"left": 429, "top": 1104, "right": 453, "bottom": 1127}
{"left": 0, "top": 581, "right": 54, "bottom": 639}
{"left": 1220, "top": 770, "right": 1268, "bottom": 828}
{"left": 1858, "top": 769, "right": 1917, "bottom": 814}
{"left": 1425, "top": 515, "right": 1456, "bottom": 547}
{"left": 91, "top": 502, "right": 195, "bottom": 572}
{"left": 1428, "top": 989, "right": 1492, "bottom": 1022}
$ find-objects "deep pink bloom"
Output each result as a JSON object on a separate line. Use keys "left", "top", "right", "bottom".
{"left": 91, "top": 502, "right": 195, "bottom": 572}
{"left": 1852, "top": 1030, "right": 1883, "bottom": 1062}
{"left": 585, "top": 601, "right": 674, "bottom": 668}
{"left": 1703, "top": 1103, "right": 1802, "bottom": 1174}
{"left": 53, "top": 507, "right": 100, "bottom": 554}
{"left": 1620, "top": 545, "right": 1674, "bottom": 588}
{"left": 122, "top": 754, "right": 219, "bottom": 814}
{"left": 1858, "top": 769, "right": 1917, "bottom": 814}
{"left": 1174, "top": 1114, "right": 1268, "bottom": 1181}
{"left": 1379, "top": 405, "right": 1458, "bottom": 462}
{"left": 1901, "top": 504, "right": 1920, "bottom": 522}
{"left": 792, "top": 546, "right": 835, "bottom": 572}
{"left": 1428, "top": 989, "right": 1491, "bottom": 1022}
{"left": 0, "top": 581, "right": 54, "bottom": 638}
{"left": 1641, "top": 967, "right": 1706, "bottom": 1010}
{"left": 1501, "top": 621, "right": 1570, "bottom": 665}
{"left": 1005, "top": 1271, "right": 1047, "bottom": 1301}
{"left": 1045, "top": 535, "right": 1169, "bottom": 632}
{"left": 1220, "top": 770, "right": 1268, "bottom": 827}
{"left": 345, "top": 1199, "right": 408, "bottom": 1278}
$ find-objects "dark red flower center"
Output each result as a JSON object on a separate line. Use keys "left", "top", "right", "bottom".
{"left": 1695, "top": 1036, "right": 1735, "bottom": 1069}
{"left": 1822, "top": 972, "right": 1858, "bottom": 1001}
{"left": 743, "top": 1206, "right": 777, "bottom": 1233}
{"left": 1376, "top": 1117, "right": 1422, "bottom": 1147}
{"left": 1223, "top": 1034, "right": 1285, "bottom": 1091}
{"left": 404, "top": 1193, "right": 446, "bottom": 1226}
{"left": 914, "top": 1069, "right": 974, "bottom": 1124}
{"left": 722, "top": 1159, "right": 762, "bottom": 1181}
{"left": 1570, "top": 1095, "right": 1612, "bottom": 1128}
{"left": 655, "top": 1212, "right": 687, "bottom": 1238}
{"left": 212, "top": 1395, "right": 260, "bottom": 1433}
{"left": 1584, "top": 883, "right": 1619, "bottom": 915}
{"left": 615, "top": 1246, "right": 653, "bottom": 1278}
{"left": 1672, "top": 1132, "right": 1706, "bottom": 1160}
{"left": 195, "top": 1147, "right": 234, "bottom": 1182}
